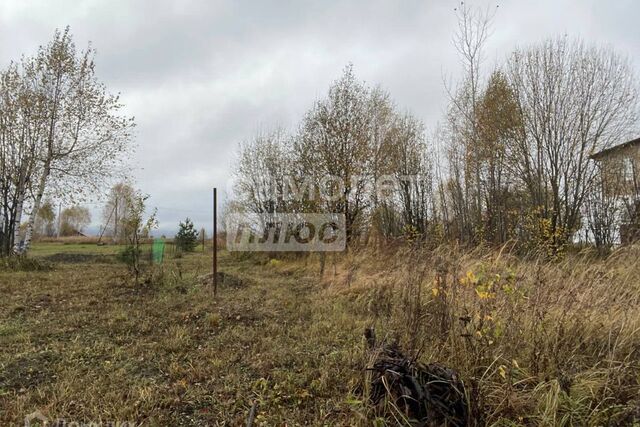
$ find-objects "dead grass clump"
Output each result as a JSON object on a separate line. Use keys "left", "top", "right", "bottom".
{"left": 0, "top": 255, "right": 52, "bottom": 271}
{"left": 43, "top": 252, "right": 115, "bottom": 264}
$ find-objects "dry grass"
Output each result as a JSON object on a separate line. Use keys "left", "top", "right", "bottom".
{"left": 0, "top": 248, "right": 369, "bottom": 426}
{"left": 1, "top": 243, "right": 639, "bottom": 425}
{"left": 321, "top": 244, "right": 640, "bottom": 426}
{"left": 34, "top": 236, "right": 104, "bottom": 244}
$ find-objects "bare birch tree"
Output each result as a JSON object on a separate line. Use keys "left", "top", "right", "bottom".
{"left": 444, "top": 2, "right": 496, "bottom": 243}
{"left": 102, "top": 182, "right": 136, "bottom": 243}
{"left": 234, "top": 128, "right": 292, "bottom": 216}
{"left": 3, "top": 27, "right": 135, "bottom": 255}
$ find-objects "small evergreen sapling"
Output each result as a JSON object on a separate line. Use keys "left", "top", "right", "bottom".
{"left": 175, "top": 218, "right": 198, "bottom": 252}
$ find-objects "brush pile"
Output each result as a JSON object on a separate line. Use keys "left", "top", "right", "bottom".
{"left": 366, "top": 329, "right": 468, "bottom": 426}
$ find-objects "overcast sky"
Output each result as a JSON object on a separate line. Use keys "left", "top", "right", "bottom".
{"left": 1, "top": 0, "right": 638, "bottom": 235}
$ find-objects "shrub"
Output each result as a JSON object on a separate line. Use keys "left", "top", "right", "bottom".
{"left": 175, "top": 218, "right": 198, "bottom": 252}
{"left": 116, "top": 245, "right": 140, "bottom": 265}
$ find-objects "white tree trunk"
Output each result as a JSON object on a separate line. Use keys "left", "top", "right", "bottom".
{"left": 18, "top": 166, "right": 49, "bottom": 255}
{"left": 12, "top": 190, "right": 25, "bottom": 253}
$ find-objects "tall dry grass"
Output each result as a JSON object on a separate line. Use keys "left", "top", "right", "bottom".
{"left": 35, "top": 235, "right": 103, "bottom": 244}
{"left": 323, "top": 244, "right": 640, "bottom": 425}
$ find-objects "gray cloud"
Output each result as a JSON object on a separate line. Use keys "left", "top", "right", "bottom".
{"left": 1, "top": 0, "right": 638, "bottom": 235}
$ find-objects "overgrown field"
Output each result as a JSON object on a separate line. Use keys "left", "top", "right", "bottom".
{"left": 1, "top": 243, "right": 640, "bottom": 426}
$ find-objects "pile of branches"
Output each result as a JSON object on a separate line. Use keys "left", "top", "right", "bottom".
{"left": 366, "top": 328, "right": 468, "bottom": 426}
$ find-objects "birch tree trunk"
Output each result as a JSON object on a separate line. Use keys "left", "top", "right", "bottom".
{"left": 11, "top": 170, "right": 28, "bottom": 253}
{"left": 19, "top": 162, "right": 50, "bottom": 254}
{"left": 11, "top": 189, "right": 24, "bottom": 253}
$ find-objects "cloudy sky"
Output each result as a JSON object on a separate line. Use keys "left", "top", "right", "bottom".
{"left": 1, "top": 0, "right": 638, "bottom": 235}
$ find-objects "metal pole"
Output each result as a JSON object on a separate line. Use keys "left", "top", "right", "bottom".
{"left": 113, "top": 197, "right": 118, "bottom": 244}
{"left": 98, "top": 203, "right": 116, "bottom": 244}
{"left": 213, "top": 187, "right": 217, "bottom": 297}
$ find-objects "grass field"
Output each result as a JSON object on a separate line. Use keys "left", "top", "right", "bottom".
{"left": 0, "top": 244, "right": 369, "bottom": 426}
{"left": 1, "top": 243, "right": 640, "bottom": 426}
{"left": 27, "top": 241, "right": 128, "bottom": 256}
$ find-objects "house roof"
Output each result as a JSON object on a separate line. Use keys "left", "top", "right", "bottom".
{"left": 591, "top": 137, "right": 640, "bottom": 160}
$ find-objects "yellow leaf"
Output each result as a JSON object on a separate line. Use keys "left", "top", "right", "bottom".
{"left": 466, "top": 270, "right": 477, "bottom": 285}
{"left": 498, "top": 365, "right": 507, "bottom": 379}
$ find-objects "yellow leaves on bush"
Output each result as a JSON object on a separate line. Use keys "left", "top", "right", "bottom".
{"left": 402, "top": 224, "right": 421, "bottom": 243}
{"left": 475, "top": 285, "right": 496, "bottom": 299}
{"left": 498, "top": 359, "right": 522, "bottom": 382}
{"left": 431, "top": 275, "right": 444, "bottom": 298}
{"left": 460, "top": 270, "right": 479, "bottom": 286}
{"left": 521, "top": 206, "right": 569, "bottom": 258}
{"left": 462, "top": 269, "right": 497, "bottom": 299}
{"left": 460, "top": 267, "right": 520, "bottom": 301}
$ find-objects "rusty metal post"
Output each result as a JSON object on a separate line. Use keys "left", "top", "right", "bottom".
{"left": 213, "top": 187, "right": 217, "bottom": 297}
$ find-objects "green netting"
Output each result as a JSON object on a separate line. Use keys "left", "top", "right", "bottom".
{"left": 152, "top": 238, "right": 165, "bottom": 264}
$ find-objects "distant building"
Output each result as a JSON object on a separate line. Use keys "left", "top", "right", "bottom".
{"left": 591, "top": 137, "right": 640, "bottom": 244}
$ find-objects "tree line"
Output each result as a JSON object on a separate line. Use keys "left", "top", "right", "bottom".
{"left": 232, "top": 6, "right": 639, "bottom": 254}
{"left": 29, "top": 201, "right": 91, "bottom": 238}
